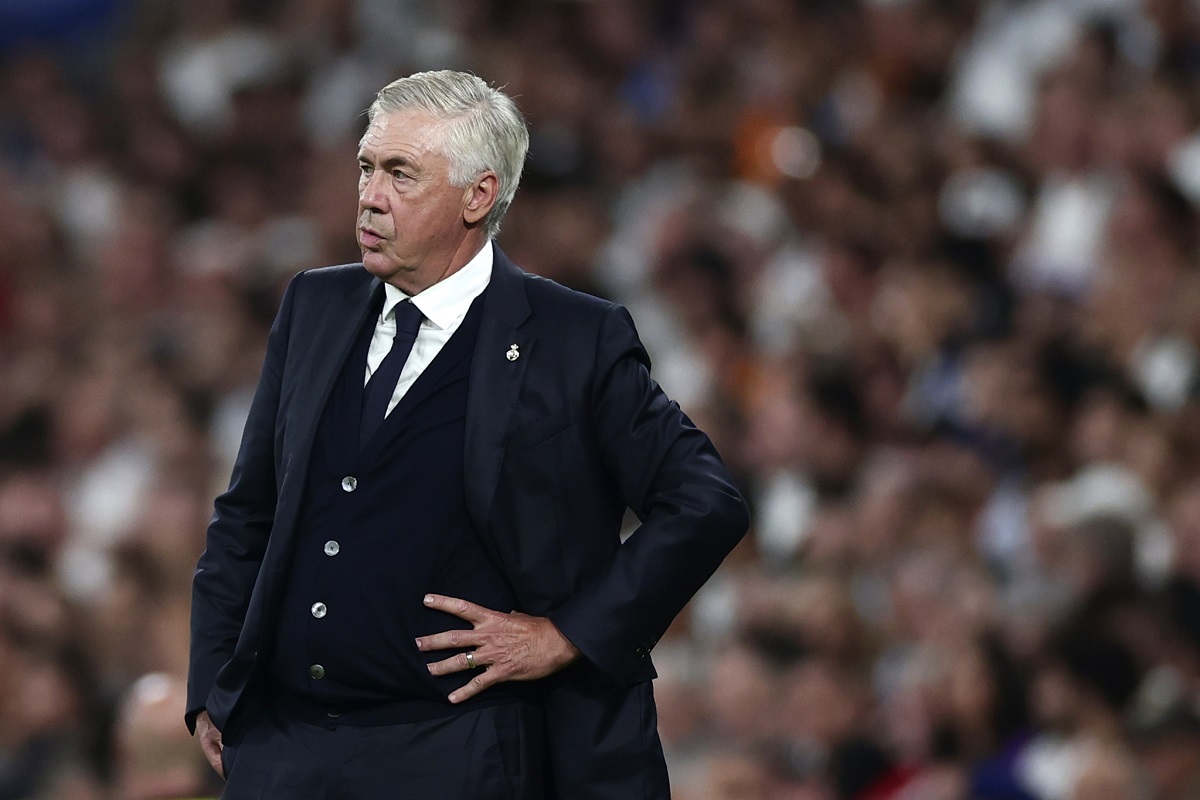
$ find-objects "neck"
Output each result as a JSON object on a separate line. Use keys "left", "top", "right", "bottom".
{"left": 392, "top": 232, "right": 489, "bottom": 295}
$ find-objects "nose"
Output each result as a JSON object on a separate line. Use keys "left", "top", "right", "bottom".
{"left": 359, "top": 170, "right": 388, "bottom": 214}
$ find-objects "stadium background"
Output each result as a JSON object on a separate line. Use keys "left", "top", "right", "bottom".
{"left": 3, "top": 0, "right": 1200, "bottom": 797}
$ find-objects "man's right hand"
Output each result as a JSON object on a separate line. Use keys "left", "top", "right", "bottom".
{"left": 196, "top": 709, "right": 224, "bottom": 777}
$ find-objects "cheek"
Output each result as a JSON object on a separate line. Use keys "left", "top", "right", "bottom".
{"left": 401, "top": 197, "right": 448, "bottom": 226}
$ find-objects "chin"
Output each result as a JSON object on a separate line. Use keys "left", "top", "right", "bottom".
{"left": 361, "top": 252, "right": 394, "bottom": 276}
{"left": 361, "top": 253, "right": 418, "bottom": 291}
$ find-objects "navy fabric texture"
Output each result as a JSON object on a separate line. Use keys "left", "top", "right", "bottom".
{"left": 221, "top": 696, "right": 544, "bottom": 800}
{"left": 269, "top": 287, "right": 520, "bottom": 712}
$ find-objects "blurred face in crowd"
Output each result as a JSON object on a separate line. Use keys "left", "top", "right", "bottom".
{"left": 696, "top": 754, "right": 771, "bottom": 800}
{"left": 1137, "top": 732, "right": 1200, "bottom": 799}
{"left": 356, "top": 109, "right": 497, "bottom": 295}
{"left": 707, "top": 645, "right": 776, "bottom": 745}
{"left": 1070, "top": 747, "right": 1141, "bottom": 800}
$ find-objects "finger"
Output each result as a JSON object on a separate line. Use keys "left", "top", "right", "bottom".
{"left": 426, "top": 652, "right": 479, "bottom": 676}
{"left": 200, "top": 738, "right": 223, "bottom": 776}
{"left": 415, "top": 628, "right": 482, "bottom": 653}
{"left": 423, "top": 594, "right": 496, "bottom": 624}
{"left": 448, "top": 669, "right": 501, "bottom": 704}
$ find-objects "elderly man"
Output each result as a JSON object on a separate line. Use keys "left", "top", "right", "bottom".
{"left": 187, "top": 69, "right": 747, "bottom": 799}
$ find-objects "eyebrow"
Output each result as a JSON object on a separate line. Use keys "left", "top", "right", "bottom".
{"left": 358, "top": 153, "right": 419, "bottom": 172}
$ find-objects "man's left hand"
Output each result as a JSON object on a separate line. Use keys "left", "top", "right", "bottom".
{"left": 416, "top": 594, "right": 581, "bottom": 703}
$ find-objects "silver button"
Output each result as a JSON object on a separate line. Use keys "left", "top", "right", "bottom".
{"left": 309, "top": 664, "right": 325, "bottom": 680}
{"left": 311, "top": 602, "right": 327, "bottom": 619}
{"left": 341, "top": 476, "right": 357, "bottom": 492}
{"left": 324, "top": 540, "right": 340, "bottom": 556}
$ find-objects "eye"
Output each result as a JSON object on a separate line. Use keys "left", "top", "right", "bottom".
{"left": 358, "top": 163, "right": 371, "bottom": 176}
{"left": 392, "top": 169, "right": 410, "bottom": 181}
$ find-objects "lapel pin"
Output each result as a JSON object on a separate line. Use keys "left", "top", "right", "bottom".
{"left": 506, "top": 343, "right": 520, "bottom": 362}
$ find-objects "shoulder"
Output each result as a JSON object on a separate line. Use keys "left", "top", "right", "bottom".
{"left": 493, "top": 252, "right": 643, "bottom": 358}
{"left": 509, "top": 270, "right": 648, "bottom": 368}
{"left": 519, "top": 274, "right": 642, "bottom": 356}
{"left": 290, "top": 262, "right": 371, "bottom": 290}
{"left": 494, "top": 246, "right": 616, "bottom": 322}
{"left": 279, "top": 263, "right": 373, "bottom": 309}
{"left": 520, "top": 272, "right": 616, "bottom": 318}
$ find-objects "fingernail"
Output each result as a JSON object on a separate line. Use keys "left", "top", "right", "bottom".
{"left": 414, "top": 638, "right": 423, "bottom": 650}
{"left": 448, "top": 693, "right": 459, "bottom": 703}
{"left": 424, "top": 595, "right": 433, "bottom": 605}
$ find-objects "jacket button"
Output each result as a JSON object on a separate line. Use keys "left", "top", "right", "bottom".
{"left": 309, "top": 664, "right": 325, "bottom": 680}
{"left": 324, "top": 540, "right": 340, "bottom": 556}
{"left": 340, "top": 476, "right": 357, "bottom": 492}
{"left": 311, "top": 602, "right": 327, "bottom": 619}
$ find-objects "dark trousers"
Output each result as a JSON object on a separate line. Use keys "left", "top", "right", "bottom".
{"left": 221, "top": 697, "right": 544, "bottom": 800}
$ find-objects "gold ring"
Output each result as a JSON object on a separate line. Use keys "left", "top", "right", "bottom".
{"left": 465, "top": 652, "right": 476, "bottom": 669}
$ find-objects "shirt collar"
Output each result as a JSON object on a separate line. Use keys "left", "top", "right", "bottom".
{"left": 381, "top": 241, "right": 493, "bottom": 330}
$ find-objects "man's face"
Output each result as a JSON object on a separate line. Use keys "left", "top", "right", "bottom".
{"left": 356, "top": 109, "right": 480, "bottom": 294}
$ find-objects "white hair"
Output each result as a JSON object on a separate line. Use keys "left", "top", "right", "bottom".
{"left": 367, "top": 70, "right": 529, "bottom": 238}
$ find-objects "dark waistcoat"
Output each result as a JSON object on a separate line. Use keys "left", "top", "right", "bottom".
{"left": 269, "top": 285, "right": 518, "bottom": 714}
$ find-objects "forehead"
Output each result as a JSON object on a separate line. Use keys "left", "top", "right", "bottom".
{"left": 358, "top": 109, "right": 447, "bottom": 160}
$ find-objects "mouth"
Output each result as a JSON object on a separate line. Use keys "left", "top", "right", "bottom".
{"left": 359, "top": 227, "right": 384, "bottom": 249}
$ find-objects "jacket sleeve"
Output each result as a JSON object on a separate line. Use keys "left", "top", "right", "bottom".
{"left": 549, "top": 303, "right": 749, "bottom": 683}
{"left": 186, "top": 272, "right": 301, "bottom": 731}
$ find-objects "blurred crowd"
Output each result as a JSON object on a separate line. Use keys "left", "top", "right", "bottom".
{"left": 5, "top": 0, "right": 1200, "bottom": 798}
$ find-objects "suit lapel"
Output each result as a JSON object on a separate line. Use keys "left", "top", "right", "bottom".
{"left": 464, "top": 247, "right": 533, "bottom": 534}
{"left": 259, "top": 267, "right": 378, "bottom": 630}
{"left": 295, "top": 271, "right": 380, "bottom": 444}
{"left": 276, "top": 270, "right": 380, "bottom": 530}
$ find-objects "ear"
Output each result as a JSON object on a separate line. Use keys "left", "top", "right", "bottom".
{"left": 463, "top": 171, "right": 499, "bottom": 226}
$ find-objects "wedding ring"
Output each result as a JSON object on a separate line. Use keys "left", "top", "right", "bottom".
{"left": 465, "top": 651, "right": 477, "bottom": 669}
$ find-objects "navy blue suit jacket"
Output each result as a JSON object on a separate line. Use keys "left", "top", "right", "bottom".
{"left": 188, "top": 247, "right": 749, "bottom": 797}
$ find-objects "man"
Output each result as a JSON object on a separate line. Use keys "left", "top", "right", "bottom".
{"left": 187, "top": 69, "right": 748, "bottom": 799}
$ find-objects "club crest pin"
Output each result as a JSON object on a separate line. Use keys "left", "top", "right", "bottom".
{"left": 506, "top": 343, "right": 520, "bottom": 361}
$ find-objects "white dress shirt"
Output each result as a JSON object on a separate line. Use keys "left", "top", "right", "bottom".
{"left": 364, "top": 241, "right": 493, "bottom": 416}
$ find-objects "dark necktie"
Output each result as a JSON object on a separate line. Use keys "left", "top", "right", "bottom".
{"left": 360, "top": 299, "right": 424, "bottom": 446}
